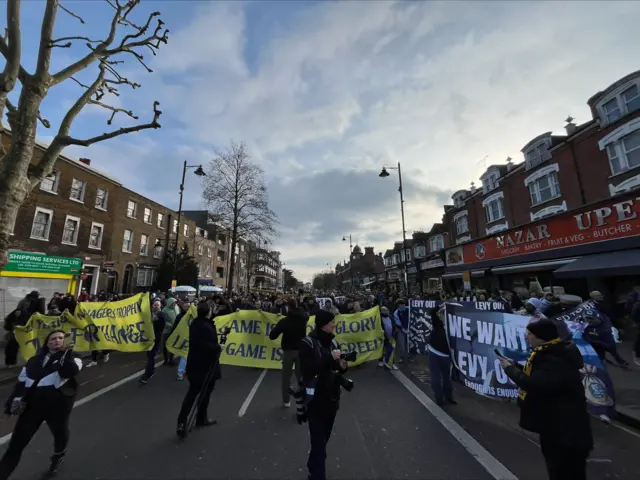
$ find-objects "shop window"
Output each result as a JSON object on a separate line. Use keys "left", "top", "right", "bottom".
{"left": 88, "top": 222, "right": 104, "bottom": 249}
{"left": 30, "top": 207, "right": 53, "bottom": 240}
{"left": 69, "top": 178, "right": 86, "bottom": 202}
{"left": 126, "top": 200, "right": 137, "bottom": 219}
{"left": 95, "top": 188, "right": 108, "bottom": 210}
{"left": 61, "top": 215, "right": 80, "bottom": 245}
{"left": 40, "top": 170, "right": 60, "bottom": 194}
{"left": 122, "top": 229, "right": 133, "bottom": 253}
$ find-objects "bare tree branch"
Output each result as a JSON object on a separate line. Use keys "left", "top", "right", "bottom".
{"left": 37, "top": 110, "right": 51, "bottom": 128}
{"left": 0, "top": 0, "right": 22, "bottom": 123}
{"left": 50, "top": 36, "right": 101, "bottom": 49}
{"left": 34, "top": 0, "right": 58, "bottom": 81}
{"left": 59, "top": 3, "right": 86, "bottom": 24}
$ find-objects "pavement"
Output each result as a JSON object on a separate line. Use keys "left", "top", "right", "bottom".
{"left": 0, "top": 353, "right": 637, "bottom": 479}
{"left": 605, "top": 339, "right": 640, "bottom": 428}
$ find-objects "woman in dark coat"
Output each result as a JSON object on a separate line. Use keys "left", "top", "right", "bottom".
{"left": 176, "top": 303, "right": 221, "bottom": 437}
{"left": 499, "top": 319, "right": 593, "bottom": 480}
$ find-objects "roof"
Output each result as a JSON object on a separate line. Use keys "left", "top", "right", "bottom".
{"left": 588, "top": 69, "right": 640, "bottom": 105}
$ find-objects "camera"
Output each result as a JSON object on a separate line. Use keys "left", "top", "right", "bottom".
{"left": 340, "top": 350, "right": 357, "bottom": 363}
{"left": 219, "top": 326, "right": 232, "bottom": 345}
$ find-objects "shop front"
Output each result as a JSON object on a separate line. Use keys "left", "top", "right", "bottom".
{"left": 407, "top": 263, "right": 419, "bottom": 294}
{"left": 386, "top": 269, "right": 401, "bottom": 293}
{"left": 418, "top": 256, "right": 444, "bottom": 293}
{"left": 0, "top": 251, "right": 81, "bottom": 313}
{"left": 443, "top": 192, "right": 640, "bottom": 301}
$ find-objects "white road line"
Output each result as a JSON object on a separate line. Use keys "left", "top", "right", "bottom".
{"left": 392, "top": 370, "right": 518, "bottom": 480}
{"left": 611, "top": 420, "right": 640, "bottom": 439}
{"left": 0, "top": 360, "right": 164, "bottom": 447}
{"left": 238, "top": 368, "right": 268, "bottom": 418}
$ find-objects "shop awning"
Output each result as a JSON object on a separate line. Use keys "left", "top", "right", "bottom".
{"left": 553, "top": 250, "right": 640, "bottom": 278}
{"left": 442, "top": 273, "right": 463, "bottom": 280}
{"left": 491, "top": 258, "right": 577, "bottom": 275}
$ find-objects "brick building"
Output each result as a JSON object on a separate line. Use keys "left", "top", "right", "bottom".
{"left": 337, "top": 245, "right": 385, "bottom": 292}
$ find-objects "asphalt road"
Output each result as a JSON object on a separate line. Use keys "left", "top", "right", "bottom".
{"left": 2, "top": 363, "right": 494, "bottom": 480}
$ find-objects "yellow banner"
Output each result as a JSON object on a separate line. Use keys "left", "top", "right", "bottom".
{"left": 14, "top": 293, "right": 155, "bottom": 360}
{"left": 166, "top": 306, "right": 383, "bottom": 369}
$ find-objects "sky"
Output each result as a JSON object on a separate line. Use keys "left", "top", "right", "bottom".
{"left": 5, "top": 0, "right": 640, "bottom": 282}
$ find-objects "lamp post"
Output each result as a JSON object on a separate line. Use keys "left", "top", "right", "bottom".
{"left": 379, "top": 162, "right": 409, "bottom": 295}
{"left": 341, "top": 234, "right": 353, "bottom": 292}
{"left": 173, "top": 161, "right": 205, "bottom": 275}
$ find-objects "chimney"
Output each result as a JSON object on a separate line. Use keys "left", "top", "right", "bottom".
{"left": 506, "top": 156, "right": 514, "bottom": 171}
{"left": 79, "top": 158, "right": 91, "bottom": 166}
{"left": 364, "top": 246, "right": 374, "bottom": 255}
{"left": 564, "top": 116, "right": 577, "bottom": 135}
{"left": 469, "top": 181, "right": 476, "bottom": 194}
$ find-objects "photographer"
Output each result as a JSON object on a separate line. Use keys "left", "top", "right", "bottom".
{"left": 176, "top": 303, "right": 222, "bottom": 438}
{"left": 299, "top": 310, "right": 348, "bottom": 480}
{"left": 0, "top": 330, "right": 82, "bottom": 479}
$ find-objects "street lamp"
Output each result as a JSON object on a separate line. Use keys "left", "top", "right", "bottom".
{"left": 341, "top": 234, "right": 353, "bottom": 291}
{"left": 174, "top": 161, "right": 206, "bottom": 272}
{"left": 379, "top": 162, "right": 409, "bottom": 295}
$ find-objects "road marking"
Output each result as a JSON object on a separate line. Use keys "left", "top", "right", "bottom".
{"left": 0, "top": 360, "right": 164, "bottom": 447}
{"left": 238, "top": 368, "right": 267, "bottom": 418}
{"left": 611, "top": 420, "right": 640, "bottom": 439}
{"left": 392, "top": 370, "right": 518, "bottom": 480}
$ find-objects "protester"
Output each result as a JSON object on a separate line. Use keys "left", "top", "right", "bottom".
{"left": 378, "top": 306, "right": 397, "bottom": 370}
{"left": 299, "top": 310, "right": 348, "bottom": 480}
{"left": 499, "top": 319, "right": 593, "bottom": 480}
{"left": 268, "top": 298, "right": 308, "bottom": 407}
{"left": 0, "top": 330, "right": 82, "bottom": 479}
{"left": 392, "top": 299, "right": 411, "bottom": 364}
{"left": 176, "top": 303, "right": 221, "bottom": 438}
{"left": 162, "top": 298, "right": 178, "bottom": 366}
{"left": 139, "top": 301, "right": 167, "bottom": 385}
{"left": 428, "top": 307, "right": 456, "bottom": 406}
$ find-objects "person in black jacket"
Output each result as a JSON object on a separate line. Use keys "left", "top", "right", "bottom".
{"left": 0, "top": 330, "right": 82, "bottom": 479}
{"left": 176, "top": 303, "right": 221, "bottom": 438}
{"left": 500, "top": 319, "right": 593, "bottom": 480}
{"left": 269, "top": 298, "right": 308, "bottom": 407}
{"left": 299, "top": 310, "right": 348, "bottom": 480}
{"left": 428, "top": 306, "right": 456, "bottom": 406}
{"left": 140, "top": 300, "right": 167, "bottom": 385}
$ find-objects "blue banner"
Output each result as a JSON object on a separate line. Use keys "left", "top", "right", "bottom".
{"left": 445, "top": 303, "right": 615, "bottom": 418}
{"left": 408, "top": 299, "right": 443, "bottom": 355}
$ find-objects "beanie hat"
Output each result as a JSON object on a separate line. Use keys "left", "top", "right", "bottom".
{"left": 526, "top": 319, "right": 559, "bottom": 342}
{"left": 315, "top": 309, "right": 335, "bottom": 329}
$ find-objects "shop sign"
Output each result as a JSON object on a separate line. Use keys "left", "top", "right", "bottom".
{"left": 388, "top": 271, "right": 400, "bottom": 281}
{"left": 3, "top": 251, "right": 82, "bottom": 275}
{"left": 446, "top": 195, "right": 640, "bottom": 266}
{"left": 407, "top": 265, "right": 418, "bottom": 274}
{"left": 103, "top": 261, "right": 115, "bottom": 269}
{"left": 420, "top": 258, "right": 444, "bottom": 270}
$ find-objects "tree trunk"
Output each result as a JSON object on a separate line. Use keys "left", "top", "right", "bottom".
{"left": 227, "top": 229, "right": 238, "bottom": 293}
{"left": 0, "top": 87, "right": 43, "bottom": 269}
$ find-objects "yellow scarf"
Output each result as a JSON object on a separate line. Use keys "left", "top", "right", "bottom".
{"left": 518, "top": 337, "right": 561, "bottom": 401}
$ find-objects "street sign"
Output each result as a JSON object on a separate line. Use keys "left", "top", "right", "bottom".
{"left": 3, "top": 251, "right": 82, "bottom": 275}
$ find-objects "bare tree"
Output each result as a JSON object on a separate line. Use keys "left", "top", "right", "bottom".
{"left": 203, "top": 142, "right": 278, "bottom": 292}
{"left": 0, "top": 0, "right": 168, "bottom": 267}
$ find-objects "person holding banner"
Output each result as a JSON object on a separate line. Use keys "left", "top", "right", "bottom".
{"left": 140, "top": 301, "right": 168, "bottom": 385}
{"left": 498, "top": 319, "right": 593, "bottom": 480}
{"left": 428, "top": 307, "right": 456, "bottom": 406}
{"left": 0, "top": 330, "right": 82, "bottom": 479}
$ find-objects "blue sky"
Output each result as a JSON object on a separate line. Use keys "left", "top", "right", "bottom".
{"left": 5, "top": 0, "right": 640, "bottom": 281}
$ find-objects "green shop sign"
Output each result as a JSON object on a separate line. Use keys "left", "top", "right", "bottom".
{"left": 3, "top": 251, "right": 82, "bottom": 275}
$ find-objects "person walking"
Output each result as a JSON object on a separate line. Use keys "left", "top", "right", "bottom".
{"left": 176, "top": 303, "right": 221, "bottom": 437}
{"left": 0, "top": 330, "right": 83, "bottom": 479}
{"left": 428, "top": 306, "right": 456, "bottom": 406}
{"left": 269, "top": 298, "right": 308, "bottom": 407}
{"left": 139, "top": 300, "right": 167, "bottom": 385}
{"left": 299, "top": 310, "right": 348, "bottom": 480}
{"left": 499, "top": 319, "right": 593, "bottom": 480}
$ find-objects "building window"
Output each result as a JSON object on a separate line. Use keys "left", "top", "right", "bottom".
{"left": 202, "top": 263, "right": 212, "bottom": 278}
{"left": 140, "top": 234, "right": 149, "bottom": 256}
{"left": 89, "top": 222, "right": 104, "bottom": 249}
{"left": 240, "top": 244, "right": 244, "bottom": 252}
{"left": 157, "top": 213, "right": 164, "bottom": 229}
{"left": 207, "top": 247, "right": 213, "bottom": 258}
{"left": 137, "top": 268, "right": 155, "bottom": 287}
{"left": 95, "top": 188, "right": 108, "bottom": 210}
{"left": 30, "top": 207, "right": 53, "bottom": 240}
{"left": 529, "top": 171, "right": 561, "bottom": 206}
{"left": 127, "top": 200, "right": 137, "bottom": 218}
{"left": 485, "top": 197, "right": 505, "bottom": 223}
{"left": 217, "top": 235, "right": 226, "bottom": 246}
{"left": 482, "top": 173, "right": 499, "bottom": 193}
{"left": 606, "top": 130, "right": 640, "bottom": 175}
{"left": 455, "top": 214, "right": 469, "bottom": 235}
{"left": 143, "top": 208, "right": 152, "bottom": 224}
{"left": 204, "top": 230, "right": 208, "bottom": 239}
{"left": 598, "top": 83, "right": 640, "bottom": 126}
{"left": 216, "top": 251, "right": 225, "bottom": 262}
{"left": 198, "top": 244, "right": 204, "bottom": 255}
{"left": 603, "top": 97, "right": 622, "bottom": 124}
{"left": 183, "top": 224, "right": 189, "bottom": 236}
{"left": 69, "top": 178, "right": 86, "bottom": 202}
{"left": 413, "top": 245, "right": 426, "bottom": 258}
{"left": 40, "top": 170, "right": 60, "bottom": 193}
{"left": 61, "top": 215, "right": 80, "bottom": 245}
{"left": 172, "top": 219, "right": 178, "bottom": 234}
{"left": 429, "top": 235, "right": 444, "bottom": 252}
{"left": 122, "top": 229, "right": 133, "bottom": 253}
{"left": 153, "top": 238, "right": 163, "bottom": 259}
{"left": 622, "top": 84, "right": 640, "bottom": 115}
{"left": 216, "top": 267, "right": 224, "bottom": 279}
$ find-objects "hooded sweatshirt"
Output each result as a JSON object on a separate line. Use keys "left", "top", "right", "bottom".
{"left": 162, "top": 298, "right": 178, "bottom": 335}
{"left": 269, "top": 308, "right": 308, "bottom": 350}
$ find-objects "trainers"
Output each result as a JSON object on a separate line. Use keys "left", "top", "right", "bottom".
{"left": 139, "top": 373, "right": 154, "bottom": 385}
{"left": 47, "top": 453, "right": 65, "bottom": 477}
{"left": 103, "top": 353, "right": 110, "bottom": 363}
{"left": 85, "top": 361, "right": 98, "bottom": 368}
{"left": 176, "top": 373, "right": 185, "bottom": 381}
{"left": 284, "top": 402, "right": 291, "bottom": 408}
{"left": 377, "top": 361, "right": 384, "bottom": 367}
{"left": 176, "top": 423, "right": 186, "bottom": 439}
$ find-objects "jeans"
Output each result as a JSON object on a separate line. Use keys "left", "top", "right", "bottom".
{"left": 382, "top": 340, "right": 394, "bottom": 364}
{"left": 307, "top": 413, "right": 336, "bottom": 480}
{"left": 281, "top": 350, "right": 301, "bottom": 403}
{"left": 394, "top": 330, "right": 407, "bottom": 363}
{"left": 428, "top": 349, "right": 453, "bottom": 402}
{"left": 540, "top": 435, "right": 588, "bottom": 480}
{"left": 177, "top": 378, "right": 216, "bottom": 425}
{"left": 144, "top": 343, "right": 160, "bottom": 378}
{"left": 177, "top": 357, "right": 187, "bottom": 376}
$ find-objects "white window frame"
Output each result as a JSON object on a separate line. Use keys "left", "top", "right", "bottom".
{"left": 136, "top": 267, "right": 155, "bottom": 287}
{"left": 600, "top": 118, "right": 640, "bottom": 176}
{"left": 126, "top": 200, "right": 137, "bottom": 219}
{"left": 156, "top": 212, "right": 164, "bottom": 229}
{"left": 216, "top": 267, "right": 225, "bottom": 279}
{"left": 413, "top": 245, "right": 426, "bottom": 259}
{"left": 596, "top": 80, "right": 640, "bottom": 126}
{"left": 198, "top": 244, "right": 204, "bottom": 255}
{"left": 88, "top": 222, "right": 104, "bottom": 249}
{"left": 208, "top": 247, "right": 213, "bottom": 258}
{"left": 30, "top": 207, "right": 54, "bottom": 241}
{"left": 61, "top": 215, "right": 81, "bottom": 246}
{"left": 140, "top": 234, "right": 149, "bottom": 256}
{"left": 524, "top": 163, "right": 561, "bottom": 206}
{"left": 122, "top": 229, "right": 134, "bottom": 253}
{"left": 486, "top": 223, "right": 509, "bottom": 235}
{"left": 95, "top": 188, "right": 108, "bottom": 210}
{"left": 429, "top": 235, "right": 444, "bottom": 252}
{"left": 172, "top": 219, "right": 178, "bottom": 234}
{"left": 143, "top": 207, "right": 152, "bottom": 224}
{"left": 153, "top": 238, "right": 163, "bottom": 259}
{"left": 522, "top": 136, "right": 552, "bottom": 171}
{"left": 482, "top": 173, "right": 499, "bottom": 194}
{"left": 482, "top": 191, "right": 505, "bottom": 224}
{"left": 40, "top": 170, "right": 60, "bottom": 194}
{"left": 453, "top": 210, "right": 469, "bottom": 235}
{"left": 183, "top": 224, "right": 189, "bottom": 236}
{"left": 530, "top": 201, "right": 568, "bottom": 222}
{"left": 456, "top": 235, "right": 471, "bottom": 244}
{"left": 69, "top": 178, "right": 87, "bottom": 203}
